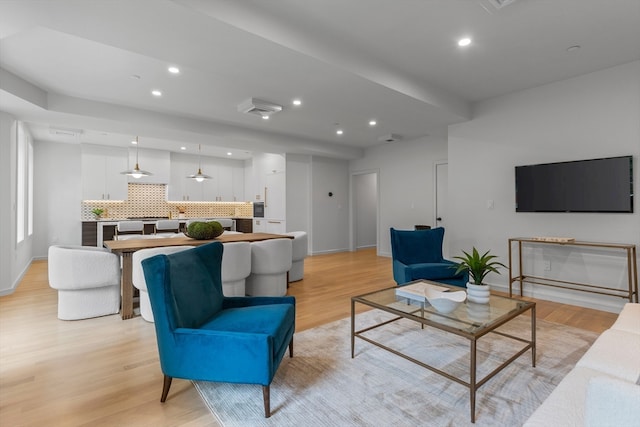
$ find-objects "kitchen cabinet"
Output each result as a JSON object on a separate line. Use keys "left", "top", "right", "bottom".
{"left": 232, "top": 165, "right": 245, "bottom": 201}
{"left": 265, "top": 219, "right": 286, "bottom": 234}
{"left": 235, "top": 218, "right": 253, "bottom": 233}
{"left": 82, "top": 222, "right": 97, "bottom": 246}
{"left": 81, "top": 144, "right": 128, "bottom": 200}
{"left": 253, "top": 219, "right": 266, "bottom": 232}
{"left": 216, "top": 164, "right": 233, "bottom": 201}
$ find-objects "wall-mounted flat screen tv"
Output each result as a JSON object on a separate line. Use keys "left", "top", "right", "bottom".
{"left": 515, "top": 155, "right": 633, "bottom": 213}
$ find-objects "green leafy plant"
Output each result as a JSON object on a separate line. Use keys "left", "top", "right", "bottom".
{"left": 453, "top": 247, "right": 506, "bottom": 285}
{"left": 185, "top": 221, "right": 224, "bottom": 240}
{"left": 91, "top": 208, "right": 104, "bottom": 218}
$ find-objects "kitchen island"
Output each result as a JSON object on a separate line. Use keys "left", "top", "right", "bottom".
{"left": 82, "top": 217, "right": 254, "bottom": 246}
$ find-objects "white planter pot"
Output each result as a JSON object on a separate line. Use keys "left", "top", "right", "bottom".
{"left": 466, "top": 282, "right": 490, "bottom": 304}
{"left": 467, "top": 302, "right": 491, "bottom": 322}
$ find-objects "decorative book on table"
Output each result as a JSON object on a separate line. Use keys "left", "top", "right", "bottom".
{"left": 395, "top": 280, "right": 450, "bottom": 303}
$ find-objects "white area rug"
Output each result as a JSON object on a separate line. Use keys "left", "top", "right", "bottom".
{"left": 194, "top": 310, "right": 598, "bottom": 426}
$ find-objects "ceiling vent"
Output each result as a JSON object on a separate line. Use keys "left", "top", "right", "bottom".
{"left": 478, "top": 0, "right": 520, "bottom": 11}
{"left": 378, "top": 133, "right": 403, "bottom": 143}
{"left": 238, "top": 98, "right": 283, "bottom": 119}
{"left": 49, "top": 127, "right": 83, "bottom": 137}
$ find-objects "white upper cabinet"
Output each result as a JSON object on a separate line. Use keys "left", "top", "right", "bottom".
{"left": 127, "top": 148, "right": 170, "bottom": 184}
{"left": 232, "top": 164, "right": 245, "bottom": 202}
{"left": 216, "top": 164, "right": 233, "bottom": 201}
{"left": 81, "top": 144, "right": 128, "bottom": 200}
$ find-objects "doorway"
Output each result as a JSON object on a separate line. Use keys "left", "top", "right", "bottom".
{"left": 435, "top": 162, "right": 449, "bottom": 257}
{"left": 350, "top": 171, "right": 379, "bottom": 252}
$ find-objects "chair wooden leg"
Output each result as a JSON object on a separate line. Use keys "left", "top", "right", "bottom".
{"left": 160, "top": 375, "right": 172, "bottom": 402}
{"left": 262, "top": 385, "right": 271, "bottom": 418}
{"left": 289, "top": 336, "right": 294, "bottom": 357}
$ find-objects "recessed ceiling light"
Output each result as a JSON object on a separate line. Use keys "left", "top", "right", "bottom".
{"left": 458, "top": 37, "right": 472, "bottom": 47}
{"left": 336, "top": 129, "right": 344, "bottom": 135}
{"left": 262, "top": 115, "right": 270, "bottom": 120}
{"left": 151, "top": 89, "right": 162, "bottom": 97}
{"left": 131, "top": 139, "right": 138, "bottom": 145}
{"left": 168, "top": 66, "right": 180, "bottom": 74}
{"left": 227, "top": 152, "right": 232, "bottom": 156}
{"left": 292, "top": 99, "right": 302, "bottom": 106}
{"left": 180, "top": 146, "right": 186, "bottom": 150}
{"left": 369, "top": 120, "right": 377, "bottom": 126}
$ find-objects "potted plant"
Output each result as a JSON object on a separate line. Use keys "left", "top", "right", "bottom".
{"left": 91, "top": 208, "right": 104, "bottom": 219}
{"left": 453, "top": 247, "right": 506, "bottom": 303}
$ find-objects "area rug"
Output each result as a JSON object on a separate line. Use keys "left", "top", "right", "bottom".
{"left": 194, "top": 309, "right": 598, "bottom": 427}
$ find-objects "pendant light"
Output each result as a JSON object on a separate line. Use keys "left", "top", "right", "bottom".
{"left": 121, "top": 136, "right": 152, "bottom": 178}
{"left": 187, "top": 144, "right": 212, "bottom": 182}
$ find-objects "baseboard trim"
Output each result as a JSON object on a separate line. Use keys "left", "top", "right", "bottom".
{"left": 489, "top": 282, "right": 627, "bottom": 314}
{"left": 0, "top": 257, "right": 35, "bottom": 296}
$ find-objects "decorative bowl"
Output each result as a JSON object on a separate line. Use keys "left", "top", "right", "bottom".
{"left": 424, "top": 288, "right": 467, "bottom": 314}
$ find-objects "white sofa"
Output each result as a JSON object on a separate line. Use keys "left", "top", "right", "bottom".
{"left": 524, "top": 303, "right": 640, "bottom": 427}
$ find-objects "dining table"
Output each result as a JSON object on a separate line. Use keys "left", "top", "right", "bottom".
{"left": 104, "top": 233, "right": 294, "bottom": 320}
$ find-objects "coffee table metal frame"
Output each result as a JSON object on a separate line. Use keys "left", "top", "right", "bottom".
{"left": 351, "top": 283, "right": 536, "bottom": 423}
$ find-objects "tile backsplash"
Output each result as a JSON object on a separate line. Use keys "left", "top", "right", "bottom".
{"left": 82, "top": 183, "right": 253, "bottom": 220}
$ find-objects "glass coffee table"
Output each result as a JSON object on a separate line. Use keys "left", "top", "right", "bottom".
{"left": 351, "top": 280, "right": 536, "bottom": 423}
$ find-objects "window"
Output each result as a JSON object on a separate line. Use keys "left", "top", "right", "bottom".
{"left": 16, "top": 122, "right": 33, "bottom": 244}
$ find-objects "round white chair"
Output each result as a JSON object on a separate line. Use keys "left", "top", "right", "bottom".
{"left": 132, "top": 245, "right": 194, "bottom": 322}
{"left": 286, "top": 231, "right": 308, "bottom": 282}
{"left": 245, "top": 239, "right": 292, "bottom": 297}
{"left": 221, "top": 242, "right": 251, "bottom": 296}
{"left": 48, "top": 245, "right": 121, "bottom": 320}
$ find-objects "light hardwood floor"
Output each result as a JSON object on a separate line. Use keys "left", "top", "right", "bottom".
{"left": 0, "top": 248, "right": 618, "bottom": 426}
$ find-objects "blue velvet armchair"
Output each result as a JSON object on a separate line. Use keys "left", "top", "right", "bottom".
{"left": 141, "top": 242, "right": 295, "bottom": 418}
{"left": 390, "top": 227, "right": 468, "bottom": 287}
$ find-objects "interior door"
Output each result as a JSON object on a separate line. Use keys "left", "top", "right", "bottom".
{"left": 435, "top": 162, "right": 449, "bottom": 256}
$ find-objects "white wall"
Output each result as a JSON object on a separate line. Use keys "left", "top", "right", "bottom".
{"left": 33, "top": 141, "right": 82, "bottom": 257}
{"left": 0, "top": 114, "right": 34, "bottom": 294}
{"left": 350, "top": 135, "right": 449, "bottom": 256}
{"left": 286, "top": 154, "right": 311, "bottom": 234}
{"left": 0, "top": 112, "right": 15, "bottom": 293}
{"left": 311, "top": 156, "right": 350, "bottom": 254}
{"left": 448, "top": 61, "right": 640, "bottom": 313}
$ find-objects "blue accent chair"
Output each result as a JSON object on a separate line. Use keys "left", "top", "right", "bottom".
{"left": 390, "top": 227, "right": 468, "bottom": 287}
{"left": 141, "top": 241, "right": 295, "bottom": 418}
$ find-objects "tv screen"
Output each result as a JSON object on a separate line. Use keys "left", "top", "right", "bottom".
{"left": 515, "top": 156, "right": 633, "bottom": 213}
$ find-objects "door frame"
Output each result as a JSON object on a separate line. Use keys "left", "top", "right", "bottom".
{"left": 434, "top": 160, "right": 448, "bottom": 254}
{"left": 349, "top": 169, "right": 380, "bottom": 254}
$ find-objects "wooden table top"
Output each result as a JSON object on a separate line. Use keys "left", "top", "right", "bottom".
{"left": 103, "top": 232, "right": 293, "bottom": 253}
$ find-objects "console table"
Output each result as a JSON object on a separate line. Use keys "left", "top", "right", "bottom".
{"left": 508, "top": 238, "right": 638, "bottom": 303}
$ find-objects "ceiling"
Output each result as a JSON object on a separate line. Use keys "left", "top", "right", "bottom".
{"left": 1, "top": 0, "right": 638, "bottom": 160}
